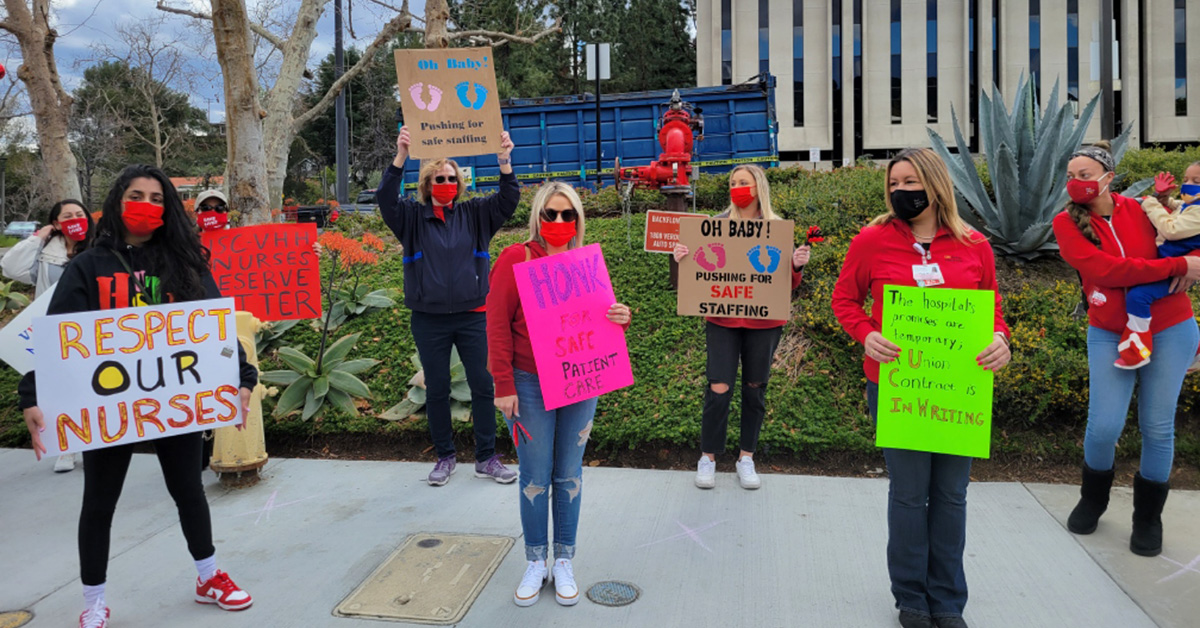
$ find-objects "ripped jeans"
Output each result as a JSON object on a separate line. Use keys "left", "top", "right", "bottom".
{"left": 506, "top": 368, "right": 597, "bottom": 561}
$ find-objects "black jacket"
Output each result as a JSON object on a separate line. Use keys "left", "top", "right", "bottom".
{"left": 17, "top": 242, "right": 258, "bottom": 409}
{"left": 377, "top": 164, "right": 520, "bottom": 313}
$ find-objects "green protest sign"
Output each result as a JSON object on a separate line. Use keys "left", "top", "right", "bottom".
{"left": 876, "top": 285, "right": 995, "bottom": 458}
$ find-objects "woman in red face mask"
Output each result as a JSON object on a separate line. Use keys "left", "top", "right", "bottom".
{"left": 194, "top": 189, "right": 230, "bottom": 232}
{"left": 1, "top": 199, "right": 93, "bottom": 473}
{"left": 377, "top": 125, "right": 522, "bottom": 487}
{"left": 1053, "top": 141, "right": 1200, "bottom": 558}
{"left": 486, "top": 181, "right": 632, "bottom": 608}
{"left": 671, "top": 164, "right": 810, "bottom": 491}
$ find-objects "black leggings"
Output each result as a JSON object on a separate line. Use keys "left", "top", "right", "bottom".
{"left": 80, "top": 432, "right": 214, "bottom": 585}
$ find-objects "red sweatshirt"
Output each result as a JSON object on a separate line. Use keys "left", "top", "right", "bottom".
{"left": 1052, "top": 192, "right": 1192, "bottom": 334}
{"left": 831, "top": 219, "right": 1009, "bottom": 383}
{"left": 487, "top": 240, "right": 631, "bottom": 398}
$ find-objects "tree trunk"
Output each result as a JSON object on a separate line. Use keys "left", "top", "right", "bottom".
{"left": 210, "top": 0, "right": 270, "bottom": 224}
{"left": 3, "top": 0, "right": 81, "bottom": 202}
{"left": 149, "top": 99, "right": 165, "bottom": 169}
{"left": 425, "top": 0, "right": 451, "bottom": 49}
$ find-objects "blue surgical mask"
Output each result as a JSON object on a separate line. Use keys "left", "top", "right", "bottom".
{"left": 1181, "top": 184, "right": 1200, "bottom": 210}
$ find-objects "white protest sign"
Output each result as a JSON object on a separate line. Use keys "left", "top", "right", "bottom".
{"left": 0, "top": 283, "right": 56, "bottom": 375}
{"left": 33, "top": 298, "right": 243, "bottom": 456}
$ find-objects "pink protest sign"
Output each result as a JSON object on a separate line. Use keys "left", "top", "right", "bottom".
{"left": 514, "top": 243, "right": 634, "bottom": 410}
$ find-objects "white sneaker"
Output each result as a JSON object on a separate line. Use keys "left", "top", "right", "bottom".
{"left": 513, "top": 560, "right": 548, "bottom": 607}
{"left": 695, "top": 456, "right": 716, "bottom": 489}
{"left": 79, "top": 598, "right": 109, "bottom": 628}
{"left": 55, "top": 454, "right": 76, "bottom": 473}
{"left": 552, "top": 559, "right": 579, "bottom": 606}
{"left": 735, "top": 455, "right": 761, "bottom": 490}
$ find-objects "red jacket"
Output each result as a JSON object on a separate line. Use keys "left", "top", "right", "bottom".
{"left": 487, "top": 240, "right": 631, "bottom": 398}
{"left": 831, "top": 219, "right": 1009, "bottom": 383}
{"left": 1052, "top": 193, "right": 1192, "bottom": 334}
{"left": 706, "top": 265, "right": 804, "bottom": 329}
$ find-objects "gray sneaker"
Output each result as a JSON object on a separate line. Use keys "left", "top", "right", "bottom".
{"left": 475, "top": 455, "right": 518, "bottom": 483}
{"left": 428, "top": 456, "right": 456, "bottom": 486}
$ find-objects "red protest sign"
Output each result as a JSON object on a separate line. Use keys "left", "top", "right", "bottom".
{"left": 643, "top": 210, "right": 696, "bottom": 253}
{"left": 203, "top": 224, "right": 322, "bottom": 321}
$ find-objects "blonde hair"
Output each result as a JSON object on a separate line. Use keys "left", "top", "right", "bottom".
{"left": 417, "top": 158, "right": 467, "bottom": 204}
{"left": 726, "top": 164, "right": 781, "bottom": 220}
{"left": 870, "top": 147, "right": 974, "bottom": 243}
{"left": 528, "top": 181, "right": 586, "bottom": 249}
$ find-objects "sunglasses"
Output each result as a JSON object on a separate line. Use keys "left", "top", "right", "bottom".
{"left": 433, "top": 175, "right": 458, "bottom": 184}
{"left": 541, "top": 208, "right": 578, "bottom": 222}
{"left": 199, "top": 204, "right": 227, "bottom": 212}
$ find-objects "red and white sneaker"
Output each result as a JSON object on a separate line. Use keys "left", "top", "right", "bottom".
{"left": 1115, "top": 327, "right": 1152, "bottom": 370}
{"left": 79, "top": 600, "right": 109, "bottom": 628}
{"left": 195, "top": 570, "right": 253, "bottom": 611}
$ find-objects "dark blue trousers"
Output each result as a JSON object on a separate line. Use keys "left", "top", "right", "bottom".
{"left": 410, "top": 311, "right": 496, "bottom": 462}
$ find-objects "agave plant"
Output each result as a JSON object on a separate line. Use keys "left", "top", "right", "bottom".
{"left": 928, "top": 76, "right": 1146, "bottom": 260}
{"left": 326, "top": 285, "right": 396, "bottom": 330}
{"left": 0, "top": 280, "right": 31, "bottom": 310}
{"left": 380, "top": 348, "right": 473, "bottom": 422}
{"left": 260, "top": 332, "right": 379, "bottom": 420}
{"left": 254, "top": 319, "right": 299, "bottom": 357}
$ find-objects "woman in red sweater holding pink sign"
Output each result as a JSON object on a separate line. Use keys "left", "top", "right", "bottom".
{"left": 673, "top": 164, "right": 809, "bottom": 490}
{"left": 831, "top": 148, "right": 1009, "bottom": 628}
{"left": 487, "top": 181, "right": 632, "bottom": 608}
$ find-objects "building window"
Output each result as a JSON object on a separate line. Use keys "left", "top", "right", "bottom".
{"left": 1067, "top": 0, "right": 1079, "bottom": 113}
{"left": 927, "top": 0, "right": 937, "bottom": 123}
{"left": 1177, "top": 0, "right": 1187, "bottom": 116}
{"left": 992, "top": 0, "right": 1000, "bottom": 87}
{"left": 891, "top": 0, "right": 902, "bottom": 124}
{"left": 831, "top": 0, "right": 841, "bottom": 156}
{"left": 1029, "top": 0, "right": 1041, "bottom": 103}
{"left": 794, "top": 0, "right": 804, "bottom": 127}
{"left": 721, "top": 0, "right": 732, "bottom": 85}
{"left": 760, "top": 0, "right": 770, "bottom": 76}
{"left": 854, "top": 0, "right": 863, "bottom": 158}
{"left": 969, "top": 0, "right": 978, "bottom": 150}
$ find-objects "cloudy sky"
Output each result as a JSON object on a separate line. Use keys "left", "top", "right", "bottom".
{"left": 4, "top": 0, "right": 428, "bottom": 123}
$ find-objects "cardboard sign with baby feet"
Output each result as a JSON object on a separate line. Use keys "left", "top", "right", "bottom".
{"left": 394, "top": 46, "right": 503, "bottom": 160}
{"left": 676, "top": 218, "right": 795, "bottom": 320}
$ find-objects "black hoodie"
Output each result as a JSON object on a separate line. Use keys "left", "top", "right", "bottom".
{"left": 17, "top": 242, "right": 258, "bottom": 409}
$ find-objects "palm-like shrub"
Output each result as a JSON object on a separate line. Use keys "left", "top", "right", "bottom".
{"left": 928, "top": 76, "right": 1142, "bottom": 260}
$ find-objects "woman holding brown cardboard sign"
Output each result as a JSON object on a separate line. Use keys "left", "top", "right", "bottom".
{"left": 378, "top": 125, "right": 520, "bottom": 487}
{"left": 672, "top": 164, "right": 809, "bottom": 490}
{"left": 831, "top": 148, "right": 1010, "bottom": 628}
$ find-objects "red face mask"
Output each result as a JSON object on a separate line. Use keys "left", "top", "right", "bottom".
{"left": 540, "top": 220, "right": 577, "bottom": 247}
{"left": 431, "top": 183, "right": 457, "bottom": 206}
{"left": 1066, "top": 175, "right": 1110, "bottom": 205}
{"left": 122, "top": 200, "right": 164, "bottom": 237}
{"left": 197, "top": 210, "right": 228, "bottom": 232}
{"left": 60, "top": 217, "right": 89, "bottom": 242}
{"left": 730, "top": 185, "right": 756, "bottom": 208}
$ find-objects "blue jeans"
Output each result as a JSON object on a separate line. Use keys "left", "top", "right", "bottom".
{"left": 868, "top": 382, "right": 971, "bottom": 619}
{"left": 410, "top": 311, "right": 496, "bottom": 462}
{"left": 1127, "top": 236, "right": 1200, "bottom": 318}
{"left": 1084, "top": 318, "right": 1198, "bottom": 482}
{"left": 506, "top": 368, "right": 597, "bottom": 561}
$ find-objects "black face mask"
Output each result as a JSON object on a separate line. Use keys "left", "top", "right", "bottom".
{"left": 891, "top": 189, "right": 930, "bottom": 221}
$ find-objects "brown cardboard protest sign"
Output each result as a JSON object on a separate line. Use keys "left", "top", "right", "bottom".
{"left": 643, "top": 210, "right": 696, "bottom": 253}
{"left": 677, "top": 218, "right": 795, "bottom": 320}
{"left": 394, "top": 47, "right": 502, "bottom": 160}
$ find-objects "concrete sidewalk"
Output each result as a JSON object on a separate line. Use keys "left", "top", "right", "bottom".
{"left": 1, "top": 448, "right": 1196, "bottom": 627}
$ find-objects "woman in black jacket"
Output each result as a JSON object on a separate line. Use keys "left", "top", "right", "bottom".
{"left": 19, "top": 165, "right": 258, "bottom": 628}
{"left": 378, "top": 126, "right": 520, "bottom": 486}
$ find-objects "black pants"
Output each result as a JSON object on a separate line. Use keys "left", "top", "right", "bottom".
{"left": 700, "top": 322, "right": 783, "bottom": 454}
{"left": 410, "top": 310, "right": 497, "bottom": 462}
{"left": 80, "top": 432, "right": 214, "bottom": 585}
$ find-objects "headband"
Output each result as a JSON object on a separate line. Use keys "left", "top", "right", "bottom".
{"left": 1070, "top": 146, "right": 1115, "bottom": 173}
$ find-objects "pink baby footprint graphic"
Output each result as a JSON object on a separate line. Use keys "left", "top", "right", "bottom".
{"left": 693, "top": 243, "right": 727, "bottom": 271}
{"left": 408, "top": 83, "right": 428, "bottom": 110}
{"left": 426, "top": 85, "right": 443, "bottom": 112}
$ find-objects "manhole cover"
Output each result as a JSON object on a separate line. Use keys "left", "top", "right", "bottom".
{"left": 0, "top": 611, "right": 33, "bottom": 628}
{"left": 586, "top": 581, "right": 640, "bottom": 607}
{"left": 334, "top": 533, "right": 513, "bottom": 625}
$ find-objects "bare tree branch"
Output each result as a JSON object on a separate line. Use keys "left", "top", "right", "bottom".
{"left": 447, "top": 17, "right": 562, "bottom": 48}
{"left": 156, "top": 0, "right": 287, "bottom": 51}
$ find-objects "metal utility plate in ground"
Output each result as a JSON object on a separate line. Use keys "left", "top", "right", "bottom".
{"left": 334, "top": 533, "right": 513, "bottom": 625}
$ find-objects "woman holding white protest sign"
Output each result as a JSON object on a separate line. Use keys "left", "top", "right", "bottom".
{"left": 831, "top": 148, "right": 1009, "bottom": 628}
{"left": 672, "top": 164, "right": 809, "bottom": 490}
{"left": 2, "top": 199, "right": 94, "bottom": 473}
{"left": 378, "top": 125, "right": 520, "bottom": 487}
{"left": 17, "top": 165, "right": 258, "bottom": 628}
{"left": 487, "top": 181, "right": 632, "bottom": 607}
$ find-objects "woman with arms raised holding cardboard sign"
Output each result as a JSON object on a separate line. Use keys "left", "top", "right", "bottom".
{"left": 672, "top": 164, "right": 809, "bottom": 490}
{"left": 17, "top": 165, "right": 258, "bottom": 628}
{"left": 1052, "top": 143, "right": 1200, "bottom": 558}
{"left": 487, "top": 182, "right": 632, "bottom": 607}
{"left": 831, "top": 148, "right": 1010, "bottom": 628}
{"left": 378, "top": 126, "right": 520, "bottom": 486}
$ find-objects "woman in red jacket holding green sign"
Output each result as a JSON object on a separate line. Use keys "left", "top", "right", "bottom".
{"left": 831, "top": 148, "right": 1010, "bottom": 628}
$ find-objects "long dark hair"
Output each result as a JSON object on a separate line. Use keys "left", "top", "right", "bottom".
{"left": 95, "top": 164, "right": 211, "bottom": 301}
{"left": 47, "top": 199, "right": 93, "bottom": 258}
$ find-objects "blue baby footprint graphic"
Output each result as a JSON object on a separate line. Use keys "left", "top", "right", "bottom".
{"left": 748, "top": 245, "right": 767, "bottom": 273}
{"left": 764, "top": 246, "right": 782, "bottom": 272}
{"left": 456, "top": 81, "right": 473, "bottom": 108}
{"left": 471, "top": 83, "right": 489, "bottom": 110}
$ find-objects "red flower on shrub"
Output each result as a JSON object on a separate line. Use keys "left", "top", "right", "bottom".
{"left": 806, "top": 225, "right": 825, "bottom": 244}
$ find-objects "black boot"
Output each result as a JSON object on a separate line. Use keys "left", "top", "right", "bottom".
{"left": 1130, "top": 473, "right": 1169, "bottom": 557}
{"left": 1067, "top": 464, "right": 1114, "bottom": 534}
